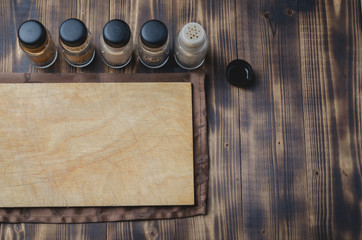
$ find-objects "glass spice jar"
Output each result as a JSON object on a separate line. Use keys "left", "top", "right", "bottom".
{"left": 59, "top": 18, "right": 95, "bottom": 68}
{"left": 138, "top": 20, "right": 170, "bottom": 69}
{"left": 100, "top": 19, "right": 133, "bottom": 68}
{"left": 174, "top": 22, "right": 208, "bottom": 70}
{"left": 18, "top": 20, "right": 58, "bottom": 68}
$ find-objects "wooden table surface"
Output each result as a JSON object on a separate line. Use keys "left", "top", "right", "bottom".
{"left": 0, "top": 0, "right": 361, "bottom": 239}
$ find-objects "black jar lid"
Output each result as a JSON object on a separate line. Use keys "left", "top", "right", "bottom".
{"left": 140, "top": 20, "right": 168, "bottom": 48}
{"left": 59, "top": 18, "right": 88, "bottom": 47}
{"left": 18, "top": 20, "right": 47, "bottom": 49}
{"left": 226, "top": 59, "right": 255, "bottom": 87}
{"left": 103, "top": 19, "right": 131, "bottom": 48}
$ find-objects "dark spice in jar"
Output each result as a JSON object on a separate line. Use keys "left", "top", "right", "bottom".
{"left": 59, "top": 18, "right": 95, "bottom": 68}
{"left": 18, "top": 20, "right": 57, "bottom": 68}
{"left": 100, "top": 19, "right": 133, "bottom": 68}
{"left": 138, "top": 20, "right": 170, "bottom": 69}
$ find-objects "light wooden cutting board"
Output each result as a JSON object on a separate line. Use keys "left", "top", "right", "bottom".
{"left": 0, "top": 82, "right": 194, "bottom": 207}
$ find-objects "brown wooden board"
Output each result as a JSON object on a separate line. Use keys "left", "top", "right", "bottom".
{"left": 0, "top": 82, "right": 194, "bottom": 207}
{"left": 0, "top": 72, "right": 208, "bottom": 223}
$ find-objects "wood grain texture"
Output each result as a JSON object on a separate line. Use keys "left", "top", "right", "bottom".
{"left": 237, "top": 0, "right": 309, "bottom": 239}
{"left": 1, "top": 0, "right": 108, "bottom": 238}
{"left": 299, "top": 0, "right": 362, "bottom": 239}
{"left": 106, "top": 0, "right": 179, "bottom": 239}
{"left": 0, "top": 0, "right": 361, "bottom": 239}
{"left": 174, "top": 0, "right": 243, "bottom": 239}
{"left": 0, "top": 82, "right": 193, "bottom": 207}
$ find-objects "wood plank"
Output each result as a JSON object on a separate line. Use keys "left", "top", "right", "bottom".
{"left": 299, "top": 0, "right": 362, "bottom": 239}
{"left": 8, "top": 0, "right": 109, "bottom": 73}
{"left": 21, "top": 0, "right": 110, "bottom": 238}
{"left": 107, "top": 0, "right": 178, "bottom": 239}
{"left": 13, "top": 224, "right": 66, "bottom": 240}
{"left": 64, "top": 0, "right": 110, "bottom": 236}
{"left": 171, "top": 0, "right": 241, "bottom": 239}
{"left": 237, "top": 0, "right": 309, "bottom": 239}
{"left": 1, "top": 1, "right": 107, "bottom": 238}
{"left": 132, "top": 0, "right": 175, "bottom": 73}
{"left": 0, "top": 82, "right": 194, "bottom": 207}
{"left": 165, "top": 0, "right": 242, "bottom": 239}
{"left": 108, "top": 0, "right": 134, "bottom": 74}
{"left": 0, "top": 0, "right": 14, "bottom": 72}
{"left": 74, "top": 0, "right": 109, "bottom": 73}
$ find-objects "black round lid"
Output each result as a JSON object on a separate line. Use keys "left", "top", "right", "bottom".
{"left": 59, "top": 18, "right": 88, "bottom": 47}
{"left": 226, "top": 59, "right": 255, "bottom": 88}
{"left": 18, "top": 20, "right": 47, "bottom": 49}
{"left": 140, "top": 20, "right": 168, "bottom": 48}
{"left": 103, "top": 19, "right": 131, "bottom": 48}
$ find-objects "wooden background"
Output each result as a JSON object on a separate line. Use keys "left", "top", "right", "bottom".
{"left": 0, "top": 0, "right": 361, "bottom": 239}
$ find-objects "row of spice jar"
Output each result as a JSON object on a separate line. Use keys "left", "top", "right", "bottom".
{"left": 18, "top": 18, "right": 208, "bottom": 70}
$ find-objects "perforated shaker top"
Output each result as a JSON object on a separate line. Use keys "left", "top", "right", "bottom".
{"left": 180, "top": 22, "right": 206, "bottom": 47}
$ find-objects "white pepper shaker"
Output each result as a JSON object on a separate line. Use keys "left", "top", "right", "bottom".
{"left": 174, "top": 22, "right": 208, "bottom": 70}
